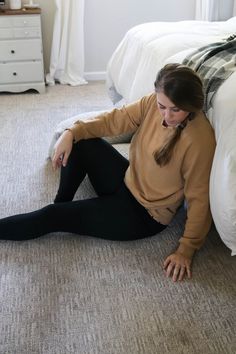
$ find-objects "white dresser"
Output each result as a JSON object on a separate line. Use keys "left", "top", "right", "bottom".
{"left": 0, "top": 8, "right": 45, "bottom": 93}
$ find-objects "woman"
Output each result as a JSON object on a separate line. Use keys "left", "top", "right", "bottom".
{"left": 0, "top": 64, "right": 216, "bottom": 282}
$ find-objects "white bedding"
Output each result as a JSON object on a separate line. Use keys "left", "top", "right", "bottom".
{"left": 107, "top": 17, "right": 236, "bottom": 105}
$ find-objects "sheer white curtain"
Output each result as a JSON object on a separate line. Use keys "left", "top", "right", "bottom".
{"left": 46, "top": 0, "right": 87, "bottom": 86}
{"left": 234, "top": 0, "right": 236, "bottom": 16}
{"left": 195, "top": 0, "right": 220, "bottom": 21}
{"left": 196, "top": 0, "right": 236, "bottom": 21}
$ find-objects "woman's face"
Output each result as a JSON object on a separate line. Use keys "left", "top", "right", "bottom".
{"left": 157, "top": 92, "right": 190, "bottom": 127}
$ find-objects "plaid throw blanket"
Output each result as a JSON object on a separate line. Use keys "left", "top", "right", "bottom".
{"left": 182, "top": 39, "right": 236, "bottom": 113}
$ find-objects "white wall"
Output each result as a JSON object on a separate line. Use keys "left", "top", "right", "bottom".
{"left": 84, "top": 0, "right": 196, "bottom": 76}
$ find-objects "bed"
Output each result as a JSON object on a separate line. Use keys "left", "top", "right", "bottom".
{"left": 106, "top": 17, "right": 236, "bottom": 256}
{"left": 107, "top": 17, "right": 236, "bottom": 106}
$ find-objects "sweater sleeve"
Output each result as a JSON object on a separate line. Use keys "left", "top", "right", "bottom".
{"left": 68, "top": 94, "right": 154, "bottom": 142}
{"left": 177, "top": 131, "right": 216, "bottom": 258}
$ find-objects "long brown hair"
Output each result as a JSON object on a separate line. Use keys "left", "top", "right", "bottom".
{"left": 154, "top": 63, "right": 204, "bottom": 166}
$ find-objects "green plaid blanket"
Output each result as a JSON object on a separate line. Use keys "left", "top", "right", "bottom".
{"left": 183, "top": 39, "right": 236, "bottom": 113}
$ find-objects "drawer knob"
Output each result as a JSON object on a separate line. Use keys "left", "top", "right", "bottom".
{"left": 13, "top": 72, "right": 17, "bottom": 76}
{"left": 11, "top": 50, "right": 15, "bottom": 54}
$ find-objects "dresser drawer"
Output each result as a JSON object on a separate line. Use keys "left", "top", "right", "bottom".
{"left": 14, "top": 27, "right": 41, "bottom": 38}
{"left": 0, "top": 27, "right": 41, "bottom": 39}
{"left": 0, "top": 62, "right": 44, "bottom": 84}
{"left": 0, "top": 28, "right": 14, "bottom": 39}
{"left": 0, "top": 39, "right": 42, "bottom": 61}
{"left": 13, "top": 16, "right": 40, "bottom": 28}
{"left": 0, "top": 17, "right": 12, "bottom": 28}
{"left": 0, "top": 16, "right": 40, "bottom": 28}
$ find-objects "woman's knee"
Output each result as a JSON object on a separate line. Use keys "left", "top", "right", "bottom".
{"left": 39, "top": 203, "right": 63, "bottom": 221}
{"left": 77, "top": 137, "right": 104, "bottom": 148}
{"left": 71, "top": 138, "right": 105, "bottom": 161}
{"left": 38, "top": 203, "right": 69, "bottom": 231}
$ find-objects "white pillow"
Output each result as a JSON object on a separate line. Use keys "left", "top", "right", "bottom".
{"left": 48, "top": 111, "right": 106, "bottom": 159}
{"left": 48, "top": 110, "right": 133, "bottom": 159}
{"left": 163, "top": 48, "right": 197, "bottom": 65}
{"left": 210, "top": 123, "right": 236, "bottom": 256}
{"left": 218, "top": 16, "right": 236, "bottom": 35}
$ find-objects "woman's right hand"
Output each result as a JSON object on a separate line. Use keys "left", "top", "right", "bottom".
{"left": 52, "top": 130, "right": 74, "bottom": 170}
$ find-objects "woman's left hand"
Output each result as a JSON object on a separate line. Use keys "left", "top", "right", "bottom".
{"left": 163, "top": 252, "right": 192, "bottom": 282}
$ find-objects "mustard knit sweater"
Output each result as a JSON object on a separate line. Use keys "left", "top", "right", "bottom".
{"left": 69, "top": 93, "right": 216, "bottom": 258}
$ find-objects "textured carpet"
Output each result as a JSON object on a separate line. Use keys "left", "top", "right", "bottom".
{"left": 0, "top": 83, "right": 235, "bottom": 354}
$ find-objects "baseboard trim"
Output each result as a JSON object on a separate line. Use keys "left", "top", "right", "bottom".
{"left": 84, "top": 71, "right": 106, "bottom": 81}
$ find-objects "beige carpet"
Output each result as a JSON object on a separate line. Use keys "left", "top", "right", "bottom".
{"left": 0, "top": 83, "right": 235, "bottom": 354}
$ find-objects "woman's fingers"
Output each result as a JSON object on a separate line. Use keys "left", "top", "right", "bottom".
{"left": 52, "top": 150, "right": 63, "bottom": 170}
{"left": 163, "top": 253, "right": 192, "bottom": 282}
{"left": 186, "top": 266, "right": 192, "bottom": 279}
{"left": 52, "top": 130, "right": 74, "bottom": 170}
{"left": 178, "top": 266, "right": 186, "bottom": 281}
{"left": 62, "top": 151, "right": 70, "bottom": 167}
{"left": 165, "top": 263, "right": 187, "bottom": 282}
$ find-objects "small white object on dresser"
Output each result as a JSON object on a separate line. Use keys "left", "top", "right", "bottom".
{"left": 0, "top": 9, "right": 45, "bottom": 93}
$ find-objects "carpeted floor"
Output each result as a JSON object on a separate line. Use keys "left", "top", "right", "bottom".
{"left": 0, "top": 83, "right": 235, "bottom": 354}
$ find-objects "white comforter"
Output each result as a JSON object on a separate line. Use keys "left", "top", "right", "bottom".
{"left": 107, "top": 17, "right": 236, "bottom": 105}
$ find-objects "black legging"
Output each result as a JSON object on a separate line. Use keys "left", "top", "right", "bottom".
{"left": 0, "top": 138, "right": 166, "bottom": 241}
